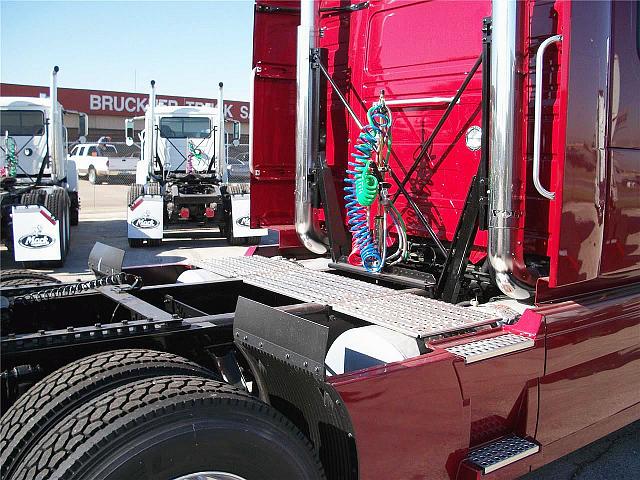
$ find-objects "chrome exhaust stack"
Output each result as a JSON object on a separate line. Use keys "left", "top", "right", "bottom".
{"left": 488, "top": 0, "right": 532, "bottom": 300}
{"left": 146, "top": 80, "right": 157, "bottom": 180}
{"left": 295, "top": 0, "right": 327, "bottom": 254}
{"left": 49, "top": 66, "right": 60, "bottom": 179}
{"left": 218, "top": 82, "right": 227, "bottom": 182}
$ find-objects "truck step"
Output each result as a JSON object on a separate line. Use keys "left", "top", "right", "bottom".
{"left": 196, "top": 256, "right": 499, "bottom": 339}
{"left": 466, "top": 435, "right": 540, "bottom": 474}
{"left": 445, "top": 333, "right": 534, "bottom": 364}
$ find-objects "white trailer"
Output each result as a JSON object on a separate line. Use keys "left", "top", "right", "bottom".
{"left": 0, "top": 66, "right": 87, "bottom": 266}
{"left": 125, "top": 81, "right": 266, "bottom": 247}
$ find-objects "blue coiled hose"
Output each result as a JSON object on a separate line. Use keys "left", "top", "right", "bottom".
{"left": 344, "top": 105, "right": 390, "bottom": 272}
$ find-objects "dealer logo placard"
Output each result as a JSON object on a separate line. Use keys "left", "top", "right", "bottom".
{"left": 236, "top": 216, "right": 250, "bottom": 227}
{"left": 18, "top": 226, "right": 55, "bottom": 249}
{"left": 132, "top": 216, "right": 160, "bottom": 229}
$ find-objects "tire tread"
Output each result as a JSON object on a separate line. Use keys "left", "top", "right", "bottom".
{"left": 0, "top": 349, "right": 215, "bottom": 478}
{"left": 12, "top": 376, "right": 325, "bottom": 480}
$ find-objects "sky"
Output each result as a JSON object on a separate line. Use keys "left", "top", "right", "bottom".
{"left": 0, "top": 0, "right": 256, "bottom": 101}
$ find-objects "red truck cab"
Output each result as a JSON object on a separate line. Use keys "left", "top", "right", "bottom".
{"left": 250, "top": 0, "right": 640, "bottom": 477}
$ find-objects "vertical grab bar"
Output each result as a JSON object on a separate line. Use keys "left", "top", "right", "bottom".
{"left": 533, "top": 34, "right": 562, "bottom": 200}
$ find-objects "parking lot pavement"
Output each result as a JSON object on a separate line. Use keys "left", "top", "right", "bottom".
{"left": 0, "top": 180, "right": 276, "bottom": 282}
{"left": 1, "top": 182, "right": 638, "bottom": 478}
{"left": 523, "top": 421, "right": 640, "bottom": 480}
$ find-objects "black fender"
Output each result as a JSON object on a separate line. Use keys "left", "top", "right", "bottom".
{"left": 233, "top": 297, "right": 359, "bottom": 480}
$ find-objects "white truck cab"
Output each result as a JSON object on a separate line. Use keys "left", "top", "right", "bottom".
{"left": 0, "top": 67, "right": 85, "bottom": 265}
{"left": 125, "top": 81, "right": 266, "bottom": 247}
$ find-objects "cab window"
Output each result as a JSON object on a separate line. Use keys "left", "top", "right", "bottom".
{"left": 0, "top": 110, "right": 45, "bottom": 136}
{"left": 159, "top": 117, "right": 211, "bottom": 138}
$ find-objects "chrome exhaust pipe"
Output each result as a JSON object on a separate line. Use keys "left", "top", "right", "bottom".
{"left": 488, "top": 0, "right": 532, "bottom": 300}
{"left": 146, "top": 80, "right": 156, "bottom": 180}
{"left": 218, "top": 82, "right": 227, "bottom": 182}
{"left": 49, "top": 66, "right": 59, "bottom": 178}
{"left": 295, "top": 0, "right": 327, "bottom": 254}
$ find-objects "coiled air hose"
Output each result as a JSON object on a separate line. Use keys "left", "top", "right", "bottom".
{"left": 3, "top": 134, "right": 17, "bottom": 177}
{"left": 344, "top": 104, "right": 395, "bottom": 272}
{"left": 344, "top": 102, "right": 409, "bottom": 272}
{"left": 187, "top": 141, "right": 203, "bottom": 174}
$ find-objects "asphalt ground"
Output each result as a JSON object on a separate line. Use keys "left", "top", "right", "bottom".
{"left": 1, "top": 180, "right": 638, "bottom": 478}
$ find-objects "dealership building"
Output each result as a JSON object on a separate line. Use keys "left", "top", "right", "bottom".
{"left": 0, "top": 83, "right": 250, "bottom": 143}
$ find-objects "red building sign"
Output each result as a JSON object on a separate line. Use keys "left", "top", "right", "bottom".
{"left": 0, "top": 84, "right": 250, "bottom": 122}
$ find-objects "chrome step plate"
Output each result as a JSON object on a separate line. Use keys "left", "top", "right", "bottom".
{"left": 196, "top": 256, "right": 499, "bottom": 338}
{"left": 333, "top": 293, "right": 496, "bottom": 338}
{"left": 195, "top": 256, "right": 299, "bottom": 278}
{"left": 445, "top": 333, "right": 534, "bottom": 364}
{"left": 243, "top": 268, "right": 397, "bottom": 305}
{"left": 467, "top": 435, "right": 540, "bottom": 474}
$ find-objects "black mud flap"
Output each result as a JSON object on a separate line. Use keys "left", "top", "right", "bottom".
{"left": 234, "top": 297, "right": 358, "bottom": 480}
{"left": 88, "top": 242, "right": 125, "bottom": 277}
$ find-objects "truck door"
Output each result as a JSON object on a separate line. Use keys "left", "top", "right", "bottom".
{"left": 548, "top": 1, "right": 640, "bottom": 287}
{"left": 537, "top": 1, "right": 640, "bottom": 455}
{"left": 250, "top": 1, "right": 300, "bottom": 230}
{"left": 545, "top": 1, "right": 608, "bottom": 288}
{"left": 600, "top": 0, "right": 640, "bottom": 276}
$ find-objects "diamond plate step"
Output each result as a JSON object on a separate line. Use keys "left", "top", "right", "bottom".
{"left": 445, "top": 333, "right": 534, "bottom": 364}
{"left": 243, "top": 268, "right": 397, "bottom": 305}
{"left": 196, "top": 256, "right": 500, "bottom": 338}
{"left": 467, "top": 435, "right": 540, "bottom": 474}
{"left": 195, "top": 256, "right": 299, "bottom": 278}
{"left": 333, "top": 293, "right": 497, "bottom": 338}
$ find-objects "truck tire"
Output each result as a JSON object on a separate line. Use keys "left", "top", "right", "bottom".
{"left": 144, "top": 182, "right": 161, "bottom": 195}
{"left": 127, "top": 184, "right": 145, "bottom": 247}
{"left": 19, "top": 190, "right": 45, "bottom": 206}
{"left": 10, "top": 376, "right": 325, "bottom": 480}
{"left": 88, "top": 166, "right": 101, "bottom": 185}
{"left": 244, "top": 236, "right": 262, "bottom": 246}
{"left": 128, "top": 238, "right": 144, "bottom": 248}
{"left": 69, "top": 191, "right": 80, "bottom": 226}
{"left": 127, "top": 184, "right": 143, "bottom": 207}
{"left": 44, "top": 189, "right": 70, "bottom": 262}
{"left": 0, "top": 350, "right": 217, "bottom": 480}
{"left": 226, "top": 233, "right": 245, "bottom": 246}
{"left": 224, "top": 212, "right": 245, "bottom": 246}
{"left": 15, "top": 191, "right": 46, "bottom": 257}
{"left": 0, "top": 269, "right": 59, "bottom": 287}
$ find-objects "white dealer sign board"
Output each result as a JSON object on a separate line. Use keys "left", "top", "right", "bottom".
{"left": 230, "top": 194, "right": 268, "bottom": 238}
{"left": 127, "top": 196, "right": 164, "bottom": 240}
{"left": 12, "top": 206, "right": 61, "bottom": 261}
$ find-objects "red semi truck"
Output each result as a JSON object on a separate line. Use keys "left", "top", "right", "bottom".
{"left": 0, "top": 1, "right": 638, "bottom": 479}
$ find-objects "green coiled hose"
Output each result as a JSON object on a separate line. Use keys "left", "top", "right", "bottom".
{"left": 6, "top": 136, "right": 17, "bottom": 177}
{"left": 355, "top": 160, "right": 378, "bottom": 206}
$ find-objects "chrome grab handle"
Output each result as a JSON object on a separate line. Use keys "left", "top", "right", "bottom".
{"left": 533, "top": 34, "right": 562, "bottom": 200}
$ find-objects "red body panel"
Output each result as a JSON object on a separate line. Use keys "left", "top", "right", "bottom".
{"left": 329, "top": 289, "right": 640, "bottom": 479}
{"left": 325, "top": 0, "right": 487, "bottom": 243}
{"left": 251, "top": 1, "right": 640, "bottom": 478}
{"left": 537, "top": 288, "right": 640, "bottom": 446}
{"left": 251, "top": 0, "right": 640, "bottom": 295}
{"left": 251, "top": 2, "right": 299, "bottom": 230}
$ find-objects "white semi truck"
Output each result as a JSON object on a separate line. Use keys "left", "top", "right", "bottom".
{"left": 0, "top": 66, "right": 86, "bottom": 266}
{"left": 125, "top": 81, "right": 266, "bottom": 247}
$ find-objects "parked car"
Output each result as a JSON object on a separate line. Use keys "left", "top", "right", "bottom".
{"left": 69, "top": 142, "right": 140, "bottom": 184}
{"left": 226, "top": 153, "right": 250, "bottom": 182}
